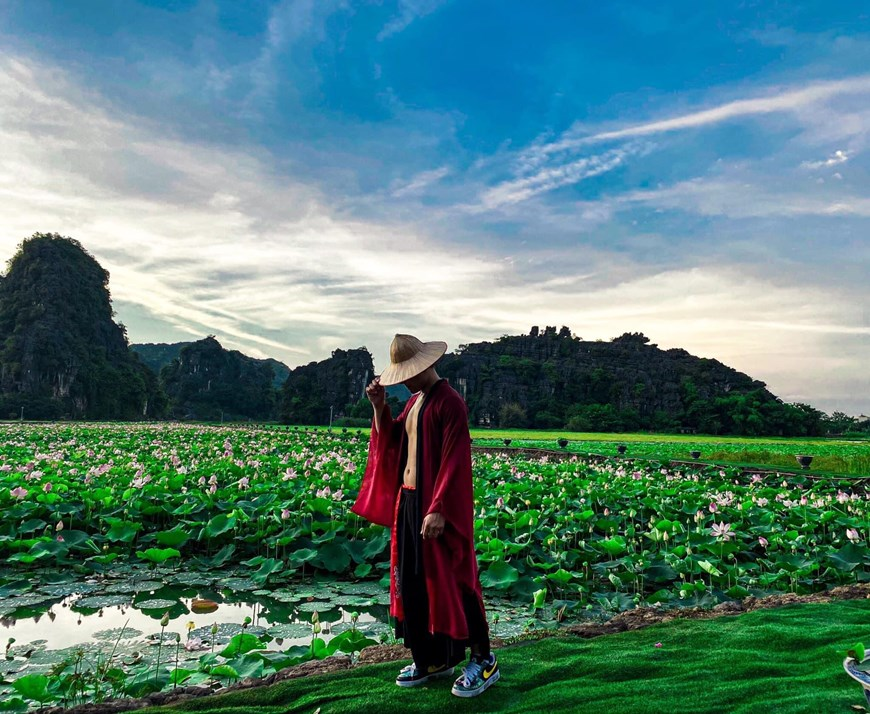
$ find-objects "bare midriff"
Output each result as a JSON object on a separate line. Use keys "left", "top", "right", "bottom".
{"left": 403, "top": 393, "right": 425, "bottom": 488}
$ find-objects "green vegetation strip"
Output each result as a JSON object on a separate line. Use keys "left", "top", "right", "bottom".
{"left": 145, "top": 599, "right": 870, "bottom": 714}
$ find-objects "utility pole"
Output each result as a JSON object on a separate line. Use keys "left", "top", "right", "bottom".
{"left": 20, "top": 406, "right": 24, "bottom": 422}
{"left": 329, "top": 405, "right": 334, "bottom": 429}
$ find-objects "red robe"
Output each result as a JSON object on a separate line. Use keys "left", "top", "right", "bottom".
{"left": 351, "top": 379, "right": 484, "bottom": 641}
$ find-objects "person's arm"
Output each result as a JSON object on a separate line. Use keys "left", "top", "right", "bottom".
{"left": 351, "top": 379, "right": 408, "bottom": 527}
{"left": 367, "top": 377, "right": 388, "bottom": 434}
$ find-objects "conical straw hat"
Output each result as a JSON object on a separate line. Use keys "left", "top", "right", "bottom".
{"left": 378, "top": 334, "right": 448, "bottom": 386}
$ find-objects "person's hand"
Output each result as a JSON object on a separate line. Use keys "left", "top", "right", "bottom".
{"left": 421, "top": 512, "right": 445, "bottom": 539}
{"left": 365, "top": 376, "right": 385, "bottom": 411}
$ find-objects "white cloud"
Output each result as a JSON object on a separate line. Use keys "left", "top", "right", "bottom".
{"left": 391, "top": 166, "right": 449, "bottom": 197}
{"left": 1, "top": 51, "right": 868, "bottom": 414}
{"left": 526, "top": 75, "right": 870, "bottom": 163}
{"left": 0, "top": 52, "right": 503, "bottom": 363}
{"left": 800, "top": 149, "right": 851, "bottom": 169}
{"left": 617, "top": 179, "right": 870, "bottom": 218}
{"left": 377, "top": 0, "right": 449, "bottom": 41}
{"left": 475, "top": 145, "right": 640, "bottom": 211}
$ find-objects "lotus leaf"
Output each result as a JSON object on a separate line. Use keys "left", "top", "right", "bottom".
{"left": 219, "top": 633, "right": 265, "bottom": 658}
{"left": 106, "top": 521, "right": 141, "bottom": 543}
{"left": 136, "top": 548, "right": 181, "bottom": 564}
{"left": 74, "top": 594, "right": 133, "bottom": 609}
{"left": 155, "top": 527, "right": 190, "bottom": 548}
{"left": 480, "top": 561, "right": 520, "bottom": 590}
{"left": 204, "top": 514, "right": 237, "bottom": 538}
{"left": 296, "top": 600, "right": 332, "bottom": 613}
{"left": 353, "top": 564, "right": 373, "bottom": 578}
{"left": 11, "top": 675, "right": 50, "bottom": 703}
{"left": 135, "top": 598, "right": 181, "bottom": 610}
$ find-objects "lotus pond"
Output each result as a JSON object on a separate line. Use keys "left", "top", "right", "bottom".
{"left": 0, "top": 423, "right": 868, "bottom": 709}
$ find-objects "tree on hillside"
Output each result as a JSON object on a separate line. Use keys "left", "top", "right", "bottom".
{"left": 0, "top": 233, "right": 166, "bottom": 419}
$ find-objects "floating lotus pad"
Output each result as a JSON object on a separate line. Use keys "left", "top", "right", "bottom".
{"left": 331, "top": 595, "right": 375, "bottom": 607}
{"left": 103, "top": 579, "right": 165, "bottom": 594}
{"left": 269, "top": 589, "right": 304, "bottom": 603}
{"left": 295, "top": 600, "right": 333, "bottom": 613}
{"left": 188, "top": 623, "right": 267, "bottom": 643}
{"left": 264, "top": 623, "right": 314, "bottom": 639}
{"left": 335, "top": 582, "right": 384, "bottom": 596}
{"left": 135, "top": 598, "right": 181, "bottom": 611}
{"left": 92, "top": 627, "right": 144, "bottom": 641}
{"left": 219, "top": 578, "right": 259, "bottom": 591}
{"left": 170, "top": 572, "right": 217, "bottom": 587}
{"left": 73, "top": 594, "right": 133, "bottom": 610}
{"left": 38, "top": 583, "right": 99, "bottom": 598}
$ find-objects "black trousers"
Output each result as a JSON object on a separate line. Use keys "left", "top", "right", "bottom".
{"left": 395, "top": 487, "right": 490, "bottom": 669}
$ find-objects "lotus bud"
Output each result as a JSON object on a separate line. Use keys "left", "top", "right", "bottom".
{"left": 160, "top": 612, "right": 170, "bottom": 627}
{"left": 211, "top": 623, "right": 218, "bottom": 635}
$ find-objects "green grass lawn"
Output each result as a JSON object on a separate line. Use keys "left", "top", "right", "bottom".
{"left": 468, "top": 428, "right": 869, "bottom": 446}
{"left": 289, "top": 424, "right": 869, "bottom": 475}
{"left": 145, "top": 599, "right": 870, "bottom": 714}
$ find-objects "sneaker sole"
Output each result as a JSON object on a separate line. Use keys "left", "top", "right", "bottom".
{"left": 451, "top": 668, "right": 500, "bottom": 698}
{"left": 396, "top": 667, "right": 455, "bottom": 688}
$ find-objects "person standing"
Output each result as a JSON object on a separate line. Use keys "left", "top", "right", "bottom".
{"left": 351, "top": 334, "right": 499, "bottom": 698}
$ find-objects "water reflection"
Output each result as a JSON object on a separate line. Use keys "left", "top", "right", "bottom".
{"left": 2, "top": 586, "right": 385, "bottom": 652}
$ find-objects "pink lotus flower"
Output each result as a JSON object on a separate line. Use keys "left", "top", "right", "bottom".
{"left": 56, "top": 521, "right": 64, "bottom": 532}
{"left": 184, "top": 636, "right": 204, "bottom": 651}
{"left": 208, "top": 484, "right": 217, "bottom": 495}
{"left": 281, "top": 508, "right": 291, "bottom": 520}
{"left": 758, "top": 537, "right": 769, "bottom": 548}
{"left": 710, "top": 522, "right": 733, "bottom": 541}
{"left": 56, "top": 535, "right": 64, "bottom": 542}
{"left": 43, "top": 482, "right": 53, "bottom": 493}
{"left": 10, "top": 486, "right": 27, "bottom": 500}
{"left": 654, "top": 642, "right": 663, "bottom": 648}
{"left": 846, "top": 528, "right": 860, "bottom": 543}
{"left": 708, "top": 502, "right": 717, "bottom": 513}
{"left": 238, "top": 477, "right": 250, "bottom": 490}
{"left": 496, "top": 497, "right": 505, "bottom": 510}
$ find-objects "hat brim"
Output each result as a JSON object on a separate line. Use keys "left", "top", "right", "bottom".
{"left": 378, "top": 341, "right": 447, "bottom": 386}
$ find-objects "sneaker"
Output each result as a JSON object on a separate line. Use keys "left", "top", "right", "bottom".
{"left": 451, "top": 653, "right": 499, "bottom": 698}
{"left": 395, "top": 662, "right": 455, "bottom": 687}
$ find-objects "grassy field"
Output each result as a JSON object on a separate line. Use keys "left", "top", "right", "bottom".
{"left": 143, "top": 599, "right": 870, "bottom": 714}
{"left": 464, "top": 429, "right": 870, "bottom": 477}
{"left": 468, "top": 428, "right": 869, "bottom": 446}
{"left": 298, "top": 424, "right": 870, "bottom": 476}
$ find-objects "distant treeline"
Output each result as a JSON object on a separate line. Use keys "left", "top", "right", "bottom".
{"left": 1, "top": 233, "right": 866, "bottom": 437}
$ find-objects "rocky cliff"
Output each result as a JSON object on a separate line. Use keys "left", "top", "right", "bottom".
{"left": 279, "top": 348, "right": 374, "bottom": 425}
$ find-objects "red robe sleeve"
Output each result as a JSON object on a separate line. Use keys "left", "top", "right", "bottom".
{"left": 351, "top": 399, "right": 414, "bottom": 527}
{"left": 425, "top": 393, "right": 474, "bottom": 545}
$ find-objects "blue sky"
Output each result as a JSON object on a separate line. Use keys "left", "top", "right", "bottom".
{"left": 1, "top": 1, "right": 868, "bottom": 414}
